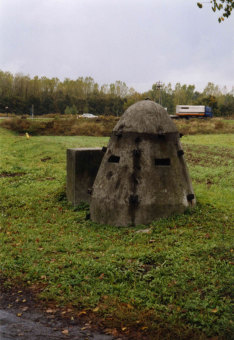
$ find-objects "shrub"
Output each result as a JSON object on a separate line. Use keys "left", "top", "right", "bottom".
{"left": 1, "top": 117, "right": 233, "bottom": 136}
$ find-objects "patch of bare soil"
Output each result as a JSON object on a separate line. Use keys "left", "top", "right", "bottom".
{"left": 0, "top": 172, "right": 26, "bottom": 178}
{"left": 0, "top": 278, "right": 117, "bottom": 340}
{"left": 183, "top": 145, "right": 234, "bottom": 167}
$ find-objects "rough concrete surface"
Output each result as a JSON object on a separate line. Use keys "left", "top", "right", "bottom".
{"left": 90, "top": 100, "right": 195, "bottom": 226}
{"left": 66, "top": 148, "right": 104, "bottom": 206}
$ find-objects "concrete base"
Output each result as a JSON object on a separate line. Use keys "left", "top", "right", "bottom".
{"left": 66, "top": 148, "right": 104, "bottom": 206}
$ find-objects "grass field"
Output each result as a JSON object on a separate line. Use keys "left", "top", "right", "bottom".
{"left": 0, "top": 128, "right": 233, "bottom": 339}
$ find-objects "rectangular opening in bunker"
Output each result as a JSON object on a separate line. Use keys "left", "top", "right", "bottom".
{"left": 108, "top": 155, "right": 120, "bottom": 163}
{"left": 155, "top": 158, "right": 171, "bottom": 166}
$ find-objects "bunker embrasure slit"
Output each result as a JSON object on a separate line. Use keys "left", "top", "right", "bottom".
{"left": 187, "top": 193, "right": 195, "bottom": 202}
{"left": 135, "top": 136, "right": 141, "bottom": 144}
{"left": 133, "top": 149, "right": 141, "bottom": 157}
{"left": 108, "top": 155, "right": 120, "bottom": 163}
{"left": 114, "top": 131, "right": 122, "bottom": 138}
{"left": 129, "top": 194, "right": 139, "bottom": 207}
{"left": 155, "top": 158, "right": 171, "bottom": 166}
{"left": 177, "top": 150, "right": 184, "bottom": 157}
{"left": 106, "top": 171, "right": 113, "bottom": 179}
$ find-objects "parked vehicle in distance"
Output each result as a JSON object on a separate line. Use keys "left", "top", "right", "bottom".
{"left": 80, "top": 113, "right": 98, "bottom": 118}
{"left": 175, "top": 105, "right": 213, "bottom": 118}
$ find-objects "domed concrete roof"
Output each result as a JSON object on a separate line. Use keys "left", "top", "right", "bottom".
{"left": 113, "top": 100, "right": 177, "bottom": 134}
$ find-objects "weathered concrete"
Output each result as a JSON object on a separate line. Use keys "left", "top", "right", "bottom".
{"left": 90, "top": 100, "right": 196, "bottom": 226}
{"left": 66, "top": 148, "right": 104, "bottom": 205}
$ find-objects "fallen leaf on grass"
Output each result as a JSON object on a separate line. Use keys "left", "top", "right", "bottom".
{"left": 93, "top": 307, "right": 99, "bottom": 312}
{"left": 127, "top": 303, "right": 133, "bottom": 309}
{"left": 105, "top": 328, "right": 115, "bottom": 334}
{"left": 21, "top": 307, "right": 29, "bottom": 312}
{"left": 17, "top": 313, "right": 22, "bottom": 317}
{"left": 136, "top": 228, "right": 152, "bottom": 234}
{"left": 211, "top": 308, "right": 218, "bottom": 313}
{"left": 46, "top": 308, "right": 54, "bottom": 313}
{"left": 78, "top": 310, "right": 87, "bottom": 316}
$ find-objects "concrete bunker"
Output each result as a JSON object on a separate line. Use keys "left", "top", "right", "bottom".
{"left": 89, "top": 100, "right": 196, "bottom": 226}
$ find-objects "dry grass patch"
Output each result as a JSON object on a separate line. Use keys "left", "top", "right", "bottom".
{"left": 0, "top": 116, "right": 118, "bottom": 136}
{"left": 0, "top": 116, "right": 233, "bottom": 136}
{"left": 175, "top": 118, "right": 233, "bottom": 135}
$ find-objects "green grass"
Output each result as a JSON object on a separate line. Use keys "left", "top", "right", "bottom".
{"left": 183, "top": 134, "right": 234, "bottom": 147}
{"left": 222, "top": 119, "right": 234, "bottom": 125}
{"left": 0, "top": 128, "right": 233, "bottom": 339}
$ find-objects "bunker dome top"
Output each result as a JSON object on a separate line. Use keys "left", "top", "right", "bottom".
{"left": 113, "top": 100, "right": 177, "bottom": 135}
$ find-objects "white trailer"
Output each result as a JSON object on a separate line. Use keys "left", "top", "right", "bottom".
{"left": 175, "top": 105, "right": 213, "bottom": 118}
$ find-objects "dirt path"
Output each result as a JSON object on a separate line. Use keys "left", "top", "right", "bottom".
{"left": 0, "top": 284, "right": 118, "bottom": 340}
{"left": 0, "top": 309, "right": 114, "bottom": 340}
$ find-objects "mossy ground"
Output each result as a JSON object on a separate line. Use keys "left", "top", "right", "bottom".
{"left": 0, "top": 128, "right": 233, "bottom": 339}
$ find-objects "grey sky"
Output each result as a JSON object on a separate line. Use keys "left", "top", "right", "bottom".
{"left": 0, "top": 0, "right": 233, "bottom": 92}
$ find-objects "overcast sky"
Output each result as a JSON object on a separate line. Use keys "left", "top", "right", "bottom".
{"left": 0, "top": 0, "right": 233, "bottom": 92}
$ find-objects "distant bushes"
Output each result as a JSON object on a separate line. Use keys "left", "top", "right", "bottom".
{"left": 0, "top": 116, "right": 118, "bottom": 136}
{"left": 1, "top": 116, "right": 233, "bottom": 136}
{"left": 177, "top": 118, "right": 233, "bottom": 135}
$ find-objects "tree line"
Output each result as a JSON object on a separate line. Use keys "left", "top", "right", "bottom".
{"left": 0, "top": 70, "right": 233, "bottom": 116}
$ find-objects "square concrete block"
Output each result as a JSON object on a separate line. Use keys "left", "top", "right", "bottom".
{"left": 66, "top": 148, "right": 104, "bottom": 206}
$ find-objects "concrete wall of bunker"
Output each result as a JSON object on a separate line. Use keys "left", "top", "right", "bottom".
{"left": 66, "top": 148, "right": 104, "bottom": 206}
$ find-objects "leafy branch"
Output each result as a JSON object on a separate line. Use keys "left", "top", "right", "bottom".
{"left": 197, "top": 0, "right": 234, "bottom": 22}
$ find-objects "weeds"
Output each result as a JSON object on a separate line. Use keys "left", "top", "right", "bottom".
{"left": 177, "top": 118, "right": 233, "bottom": 135}
{"left": 1, "top": 116, "right": 233, "bottom": 136}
